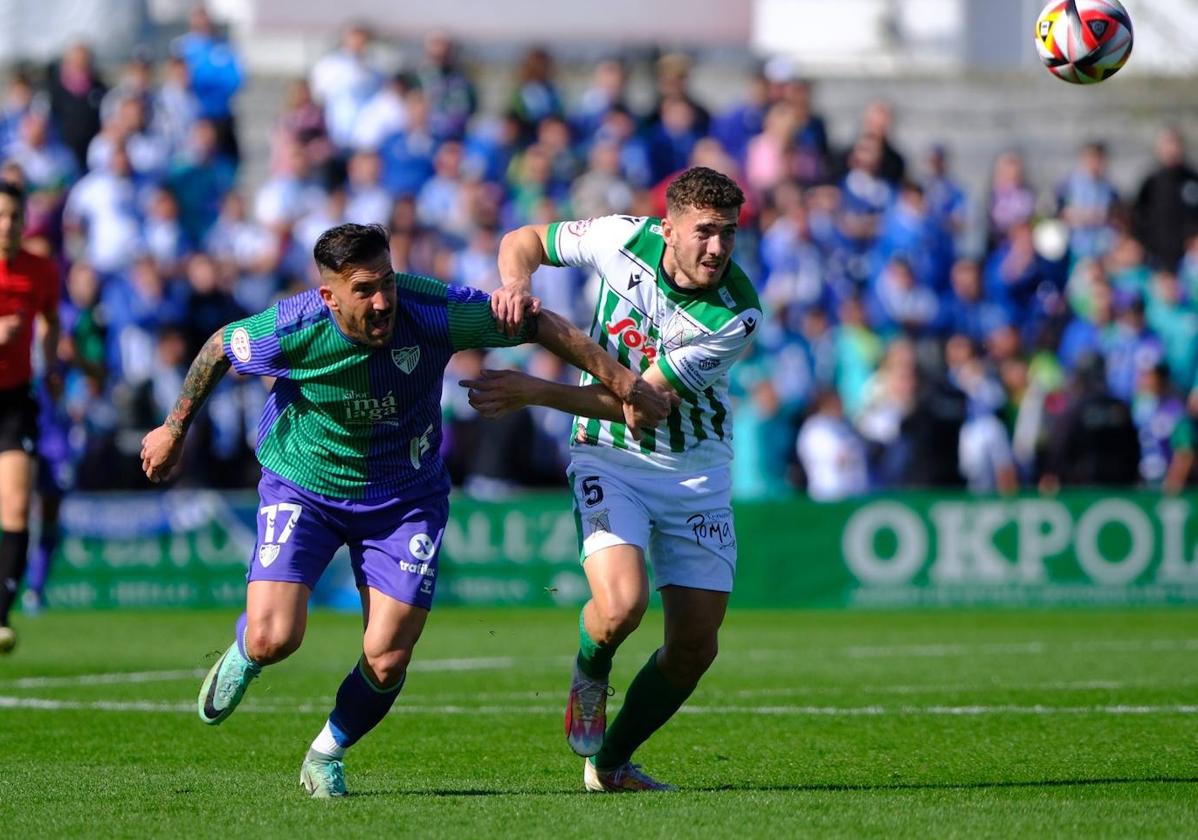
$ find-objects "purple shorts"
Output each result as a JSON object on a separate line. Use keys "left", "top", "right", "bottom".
{"left": 247, "top": 469, "right": 449, "bottom": 610}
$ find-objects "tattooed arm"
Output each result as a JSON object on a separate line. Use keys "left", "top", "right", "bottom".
{"left": 140, "top": 329, "right": 232, "bottom": 483}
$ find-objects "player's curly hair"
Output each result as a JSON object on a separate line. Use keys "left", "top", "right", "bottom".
{"left": 665, "top": 166, "right": 745, "bottom": 216}
{"left": 314, "top": 223, "right": 390, "bottom": 273}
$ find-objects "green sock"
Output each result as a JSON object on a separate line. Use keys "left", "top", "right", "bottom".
{"left": 576, "top": 607, "right": 615, "bottom": 680}
{"left": 594, "top": 648, "right": 695, "bottom": 771}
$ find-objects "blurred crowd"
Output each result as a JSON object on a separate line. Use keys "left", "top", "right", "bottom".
{"left": 8, "top": 11, "right": 1198, "bottom": 498}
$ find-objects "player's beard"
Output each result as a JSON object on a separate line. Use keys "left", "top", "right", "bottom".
{"left": 687, "top": 251, "right": 728, "bottom": 289}
{"left": 363, "top": 310, "right": 394, "bottom": 346}
{"left": 665, "top": 238, "right": 728, "bottom": 292}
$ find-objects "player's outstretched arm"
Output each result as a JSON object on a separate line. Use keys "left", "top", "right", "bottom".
{"left": 140, "top": 328, "right": 232, "bottom": 483}
{"left": 463, "top": 369, "right": 625, "bottom": 422}
{"left": 461, "top": 369, "right": 678, "bottom": 441}
{"left": 533, "top": 308, "right": 676, "bottom": 427}
{"left": 493, "top": 224, "right": 549, "bottom": 336}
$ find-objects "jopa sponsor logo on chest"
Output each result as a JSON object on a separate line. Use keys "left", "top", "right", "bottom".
{"left": 604, "top": 317, "right": 659, "bottom": 362}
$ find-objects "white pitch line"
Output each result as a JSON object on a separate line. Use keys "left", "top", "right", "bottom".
{"left": 3, "top": 669, "right": 208, "bottom": 690}
{"left": 0, "top": 696, "right": 197, "bottom": 713}
{"left": 407, "top": 656, "right": 518, "bottom": 673}
{"left": 7, "top": 640, "right": 1196, "bottom": 691}
{"left": 679, "top": 703, "right": 1198, "bottom": 717}
{"left": 404, "top": 677, "right": 1178, "bottom": 703}
{"left": 841, "top": 639, "right": 1198, "bottom": 659}
{"left": 3, "top": 696, "right": 1197, "bottom": 717}
{"left": 722, "top": 679, "right": 1155, "bottom": 698}
{"left": 0, "top": 656, "right": 522, "bottom": 691}
{"left": 5, "top": 650, "right": 1191, "bottom": 694}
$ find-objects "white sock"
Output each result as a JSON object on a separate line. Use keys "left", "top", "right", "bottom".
{"left": 310, "top": 721, "right": 346, "bottom": 759}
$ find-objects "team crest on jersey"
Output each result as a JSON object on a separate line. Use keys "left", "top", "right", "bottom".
{"left": 392, "top": 346, "right": 420, "bottom": 373}
{"left": 662, "top": 312, "right": 703, "bottom": 349}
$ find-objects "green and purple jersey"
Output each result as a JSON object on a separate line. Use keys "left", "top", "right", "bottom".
{"left": 222, "top": 274, "right": 531, "bottom": 500}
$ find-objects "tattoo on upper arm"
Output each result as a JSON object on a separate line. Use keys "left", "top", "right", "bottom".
{"left": 165, "top": 330, "right": 231, "bottom": 437}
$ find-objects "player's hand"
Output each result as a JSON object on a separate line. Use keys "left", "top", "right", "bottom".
{"left": 0, "top": 314, "right": 22, "bottom": 346}
{"left": 461, "top": 369, "right": 537, "bottom": 418}
{"left": 491, "top": 283, "right": 541, "bottom": 338}
{"left": 625, "top": 377, "right": 679, "bottom": 426}
{"left": 140, "top": 425, "right": 185, "bottom": 484}
{"left": 622, "top": 378, "right": 679, "bottom": 441}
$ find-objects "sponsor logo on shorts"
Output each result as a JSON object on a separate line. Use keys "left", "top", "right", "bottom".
{"left": 230, "top": 327, "right": 252, "bottom": 363}
{"left": 399, "top": 559, "right": 434, "bottom": 576}
{"left": 392, "top": 346, "right": 420, "bottom": 374}
{"left": 697, "top": 356, "right": 721, "bottom": 371}
{"left": 586, "top": 510, "right": 611, "bottom": 535}
{"left": 686, "top": 510, "right": 736, "bottom": 551}
{"left": 409, "top": 533, "right": 436, "bottom": 561}
{"left": 420, "top": 578, "right": 434, "bottom": 595}
{"left": 258, "top": 544, "right": 281, "bottom": 568}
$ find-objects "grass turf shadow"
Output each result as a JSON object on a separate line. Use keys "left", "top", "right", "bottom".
{"left": 691, "top": 776, "right": 1198, "bottom": 793}
{"left": 338, "top": 776, "right": 1198, "bottom": 798}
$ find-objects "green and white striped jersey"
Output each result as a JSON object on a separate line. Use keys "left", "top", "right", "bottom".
{"left": 545, "top": 214, "right": 761, "bottom": 473}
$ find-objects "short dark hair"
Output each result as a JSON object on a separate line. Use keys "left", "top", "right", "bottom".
{"left": 313, "top": 223, "right": 389, "bottom": 273}
{"left": 0, "top": 181, "right": 25, "bottom": 208}
{"left": 665, "top": 167, "right": 744, "bottom": 217}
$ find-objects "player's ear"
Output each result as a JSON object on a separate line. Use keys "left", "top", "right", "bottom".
{"left": 318, "top": 284, "right": 339, "bottom": 312}
{"left": 660, "top": 215, "right": 673, "bottom": 240}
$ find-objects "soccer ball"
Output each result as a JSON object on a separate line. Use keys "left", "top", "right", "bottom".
{"left": 1034, "top": 0, "right": 1133, "bottom": 84}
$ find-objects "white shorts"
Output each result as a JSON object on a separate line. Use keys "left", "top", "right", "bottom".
{"left": 568, "top": 451, "right": 736, "bottom": 592}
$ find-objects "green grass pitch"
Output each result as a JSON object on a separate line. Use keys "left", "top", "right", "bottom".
{"left": 1, "top": 607, "right": 1196, "bottom": 838}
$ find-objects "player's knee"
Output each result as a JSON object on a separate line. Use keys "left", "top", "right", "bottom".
{"left": 0, "top": 504, "right": 30, "bottom": 531}
{"left": 661, "top": 637, "right": 718, "bottom": 685}
{"left": 362, "top": 646, "right": 412, "bottom": 689}
{"left": 245, "top": 625, "right": 302, "bottom": 664}
{"left": 593, "top": 598, "right": 647, "bottom": 643}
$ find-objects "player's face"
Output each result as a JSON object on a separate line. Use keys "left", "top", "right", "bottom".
{"left": 662, "top": 204, "right": 738, "bottom": 290}
{"left": 321, "top": 253, "right": 397, "bottom": 347}
{"left": 0, "top": 194, "right": 24, "bottom": 254}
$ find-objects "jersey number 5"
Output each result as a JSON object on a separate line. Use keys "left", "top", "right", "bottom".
{"left": 581, "top": 476, "right": 604, "bottom": 507}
